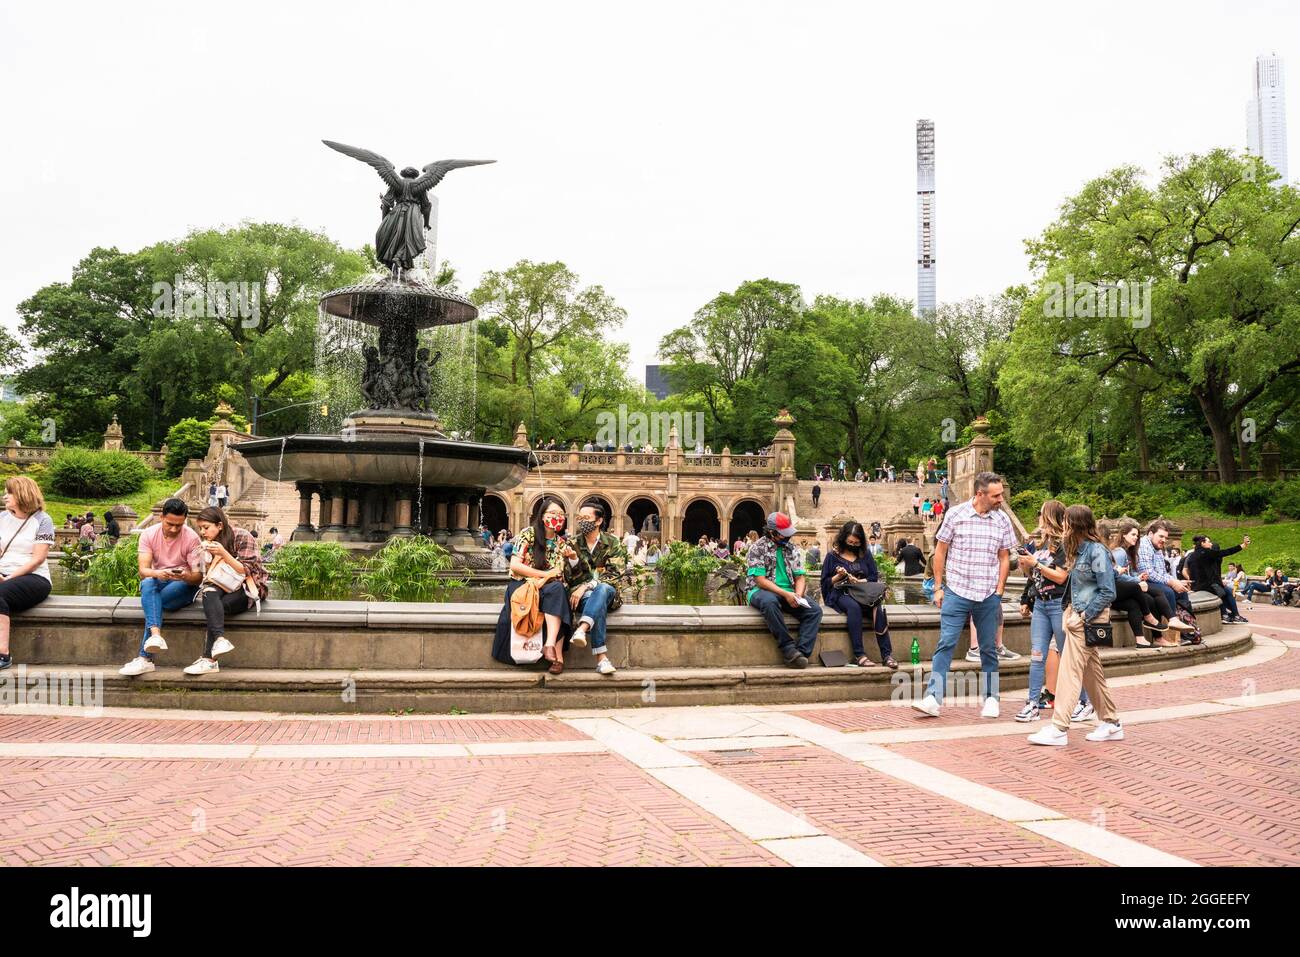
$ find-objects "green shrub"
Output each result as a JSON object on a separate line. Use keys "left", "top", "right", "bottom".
{"left": 163, "top": 418, "right": 212, "bottom": 477}
{"left": 1242, "top": 551, "right": 1300, "bottom": 576}
{"left": 359, "top": 536, "right": 465, "bottom": 602}
{"left": 84, "top": 535, "right": 142, "bottom": 597}
{"left": 875, "top": 552, "right": 898, "bottom": 583}
{"left": 1010, "top": 488, "right": 1049, "bottom": 523}
{"left": 1273, "top": 481, "right": 1300, "bottom": 520}
{"left": 269, "top": 541, "right": 356, "bottom": 599}
{"left": 45, "top": 448, "right": 151, "bottom": 498}
{"left": 656, "top": 539, "right": 722, "bottom": 588}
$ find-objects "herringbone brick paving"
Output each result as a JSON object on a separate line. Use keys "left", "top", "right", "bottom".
{"left": 0, "top": 755, "right": 779, "bottom": 866}
{"left": 699, "top": 745, "right": 1105, "bottom": 866}
{"left": 891, "top": 702, "right": 1300, "bottom": 866}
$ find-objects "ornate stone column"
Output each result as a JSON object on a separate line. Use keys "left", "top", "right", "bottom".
{"left": 293, "top": 482, "right": 319, "bottom": 540}
{"left": 433, "top": 495, "right": 450, "bottom": 545}
{"left": 320, "top": 483, "right": 347, "bottom": 540}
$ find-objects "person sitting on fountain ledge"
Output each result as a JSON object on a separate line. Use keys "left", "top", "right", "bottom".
{"left": 181, "top": 507, "right": 270, "bottom": 676}
{"left": 745, "top": 512, "right": 821, "bottom": 668}
{"left": 492, "top": 496, "right": 575, "bottom": 675}
{"left": 563, "top": 501, "right": 629, "bottom": 676}
{"left": 120, "top": 498, "right": 204, "bottom": 677}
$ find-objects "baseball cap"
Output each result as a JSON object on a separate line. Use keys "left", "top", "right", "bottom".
{"left": 765, "top": 512, "right": 797, "bottom": 538}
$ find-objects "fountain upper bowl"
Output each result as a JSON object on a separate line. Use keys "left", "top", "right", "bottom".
{"left": 320, "top": 274, "right": 477, "bottom": 329}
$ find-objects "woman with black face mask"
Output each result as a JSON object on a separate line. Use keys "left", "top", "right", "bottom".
{"left": 491, "top": 496, "right": 576, "bottom": 674}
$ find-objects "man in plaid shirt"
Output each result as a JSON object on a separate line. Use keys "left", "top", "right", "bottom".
{"left": 913, "top": 471, "right": 1016, "bottom": 719}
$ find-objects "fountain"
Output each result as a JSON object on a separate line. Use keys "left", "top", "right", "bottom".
{"left": 236, "top": 141, "right": 530, "bottom": 566}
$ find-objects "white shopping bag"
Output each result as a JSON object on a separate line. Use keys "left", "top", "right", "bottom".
{"left": 510, "top": 625, "right": 544, "bottom": 664}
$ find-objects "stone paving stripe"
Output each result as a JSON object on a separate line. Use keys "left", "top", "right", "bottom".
{"left": 564, "top": 718, "right": 699, "bottom": 769}
{"left": 1021, "top": 820, "right": 1198, "bottom": 868}
{"left": 565, "top": 716, "right": 881, "bottom": 864}
{"left": 0, "top": 741, "right": 610, "bottom": 760}
{"left": 668, "top": 736, "right": 806, "bottom": 751}
{"left": 646, "top": 766, "right": 823, "bottom": 841}
{"left": 758, "top": 835, "right": 883, "bottom": 867}
{"left": 744, "top": 711, "right": 1199, "bottom": 866}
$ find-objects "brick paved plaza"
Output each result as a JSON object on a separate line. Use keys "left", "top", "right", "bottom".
{"left": 1, "top": 605, "right": 1297, "bottom": 867}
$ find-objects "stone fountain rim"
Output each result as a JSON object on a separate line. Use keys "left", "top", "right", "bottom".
{"left": 236, "top": 433, "right": 533, "bottom": 466}
{"left": 318, "top": 276, "right": 477, "bottom": 327}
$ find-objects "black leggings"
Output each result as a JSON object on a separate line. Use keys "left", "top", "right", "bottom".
{"left": 201, "top": 587, "right": 251, "bottom": 657}
{"left": 0, "top": 574, "right": 52, "bottom": 618}
{"left": 1112, "top": 578, "right": 1160, "bottom": 639}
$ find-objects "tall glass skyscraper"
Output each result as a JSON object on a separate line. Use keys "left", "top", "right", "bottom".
{"left": 916, "top": 119, "right": 937, "bottom": 316}
{"left": 1247, "top": 54, "right": 1289, "bottom": 184}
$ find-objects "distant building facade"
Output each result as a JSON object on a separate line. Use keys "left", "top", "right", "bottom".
{"left": 916, "top": 119, "right": 937, "bottom": 316}
{"left": 645, "top": 364, "right": 674, "bottom": 400}
{"left": 1247, "top": 54, "right": 1289, "bottom": 184}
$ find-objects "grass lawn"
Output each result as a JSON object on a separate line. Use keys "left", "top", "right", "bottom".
{"left": 41, "top": 477, "right": 181, "bottom": 525}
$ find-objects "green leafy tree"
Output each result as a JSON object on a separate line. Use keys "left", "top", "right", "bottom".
{"left": 1005, "top": 150, "right": 1300, "bottom": 481}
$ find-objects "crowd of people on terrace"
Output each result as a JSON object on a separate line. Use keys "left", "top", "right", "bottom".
{"left": 0, "top": 468, "right": 1293, "bottom": 750}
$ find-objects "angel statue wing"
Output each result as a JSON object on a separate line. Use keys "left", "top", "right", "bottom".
{"left": 413, "top": 159, "right": 496, "bottom": 192}
{"left": 322, "top": 140, "right": 403, "bottom": 192}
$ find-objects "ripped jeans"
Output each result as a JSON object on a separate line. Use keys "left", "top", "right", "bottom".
{"left": 1027, "top": 597, "right": 1087, "bottom": 707}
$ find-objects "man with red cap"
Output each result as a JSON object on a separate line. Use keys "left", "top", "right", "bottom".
{"left": 744, "top": 511, "right": 822, "bottom": 667}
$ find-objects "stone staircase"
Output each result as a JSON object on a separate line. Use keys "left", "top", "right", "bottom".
{"left": 233, "top": 476, "right": 306, "bottom": 534}
{"left": 793, "top": 479, "right": 941, "bottom": 527}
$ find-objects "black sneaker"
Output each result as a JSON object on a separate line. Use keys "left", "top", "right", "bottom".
{"left": 0, "top": 654, "right": 11, "bottom": 671}
{"left": 787, "top": 654, "right": 809, "bottom": 669}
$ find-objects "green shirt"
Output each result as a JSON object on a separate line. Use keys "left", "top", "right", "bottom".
{"left": 745, "top": 539, "right": 803, "bottom": 604}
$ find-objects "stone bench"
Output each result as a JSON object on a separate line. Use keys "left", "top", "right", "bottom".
{"left": 10, "top": 591, "right": 1226, "bottom": 673}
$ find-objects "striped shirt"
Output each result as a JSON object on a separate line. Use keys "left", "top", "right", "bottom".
{"left": 935, "top": 500, "right": 1017, "bottom": 601}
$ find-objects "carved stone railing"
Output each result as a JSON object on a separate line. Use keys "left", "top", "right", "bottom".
{"left": 0, "top": 444, "right": 166, "bottom": 469}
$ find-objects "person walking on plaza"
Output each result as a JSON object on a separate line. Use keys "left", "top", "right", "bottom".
{"left": 565, "top": 501, "right": 628, "bottom": 676}
{"left": 912, "top": 472, "right": 1015, "bottom": 719}
{"left": 0, "top": 476, "right": 56, "bottom": 671}
{"left": 812, "top": 479, "right": 821, "bottom": 510}
{"left": 1012, "top": 499, "right": 1081, "bottom": 721}
{"left": 1028, "top": 505, "right": 1124, "bottom": 746}
{"left": 119, "top": 498, "right": 205, "bottom": 676}
{"left": 838, "top": 455, "right": 847, "bottom": 481}
{"left": 912, "top": 492, "right": 921, "bottom": 515}
{"left": 745, "top": 512, "right": 821, "bottom": 668}
{"left": 940, "top": 474, "right": 949, "bottom": 504}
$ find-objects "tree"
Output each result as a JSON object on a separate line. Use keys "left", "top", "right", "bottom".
{"left": 658, "top": 278, "right": 805, "bottom": 441}
{"left": 471, "top": 260, "right": 628, "bottom": 437}
{"left": 1008, "top": 150, "right": 1300, "bottom": 481}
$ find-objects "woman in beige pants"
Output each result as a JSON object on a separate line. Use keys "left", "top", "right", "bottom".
{"left": 1028, "top": 505, "right": 1123, "bottom": 746}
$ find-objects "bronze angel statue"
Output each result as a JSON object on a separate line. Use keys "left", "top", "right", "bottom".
{"left": 323, "top": 140, "right": 494, "bottom": 274}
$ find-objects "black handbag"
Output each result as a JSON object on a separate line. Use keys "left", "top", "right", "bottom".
{"left": 845, "top": 580, "right": 888, "bottom": 608}
{"left": 1084, "top": 621, "right": 1114, "bottom": 647}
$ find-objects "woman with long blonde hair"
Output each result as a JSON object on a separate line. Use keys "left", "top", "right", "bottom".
{"left": 1014, "top": 499, "right": 1086, "bottom": 721}
{"left": 1028, "top": 505, "right": 1123, "bottom": 746}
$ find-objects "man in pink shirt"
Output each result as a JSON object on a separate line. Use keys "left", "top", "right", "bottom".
{"left": 119, "top": 498, "right": 203, "bottom": 676}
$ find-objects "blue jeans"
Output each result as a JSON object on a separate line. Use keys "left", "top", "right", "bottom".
{"left": 1242, "top": 581, "right": 1271, "bottom": 601}
{"left": 927, "top": 591, "right": 1000, "bottom": 704}
{"left": 749, "top": 589, "right": 821, "bottom": 658}
{"left": 575, "top": 581, "right": 617, "bottom": 654}
{"left": 1026, "top": 599, "right": 1088, "bottom": 707}
{"left": 138, "top": 577, "right": 199, "bottom": 658}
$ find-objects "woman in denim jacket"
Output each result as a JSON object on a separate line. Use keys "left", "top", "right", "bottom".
{"left": 1028, "top": 505, "right": 1124, "bottom": 747}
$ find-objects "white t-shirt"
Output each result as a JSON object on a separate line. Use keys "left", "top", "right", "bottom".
{"left": 0, "top": 509, "right": 56, "bottom": 582}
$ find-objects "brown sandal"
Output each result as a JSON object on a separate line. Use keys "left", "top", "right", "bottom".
{"left": 855, "top": 655, "right": 873, "bottom": 667}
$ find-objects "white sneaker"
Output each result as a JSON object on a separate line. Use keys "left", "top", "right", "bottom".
{"left": 996, "top": 645, "right": 1021, "bottom": 660}
{"left": 210, "top": 636, "right": 235, "bottom": 657}
{"left": 1027, "top": 726, "right": 1069, "bottom": 747}
{"left": 1070, "top": 702, "right": 1096, "bottom": 723}
{"left": 964, "top": 648, "right": 981, "bottom": 663}
{"left": 183, "top": 658, "right": 219, "bottom": 676}
{"left": 569, "top": 627, "right": 588, "bottom": 649}
{"left": 143, "top": 633, "right": 167, "bottom": 652}
{"left": 119, "top": 656, "right": 155, "bottom": 677}
{"left": 1085, "top": 721, "right": 1125, "bottom": 742}
{"left": 911, "top": 694, "right": 940, "bottom": 718}
{"left": 980, "top": 697, "right": 999, "bottom": 719}
{"left": 596, "top": 658, "right": 616, "bottom": 675}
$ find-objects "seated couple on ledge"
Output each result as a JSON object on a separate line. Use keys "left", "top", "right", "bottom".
{"left": 491, "top": 497, "right": 628, "bottom": 676}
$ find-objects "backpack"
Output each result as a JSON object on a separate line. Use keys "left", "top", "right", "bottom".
{"left": 509, "top": 579, "right": 543, "bottom": 636}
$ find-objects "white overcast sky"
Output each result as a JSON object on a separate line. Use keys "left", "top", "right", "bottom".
{"left": 1, "top": 0, "right": 1294, "bottom": 377}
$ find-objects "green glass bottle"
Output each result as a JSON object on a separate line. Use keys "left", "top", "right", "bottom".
{"left": 910, "top": 637, "right": 921, "bottom": 665}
